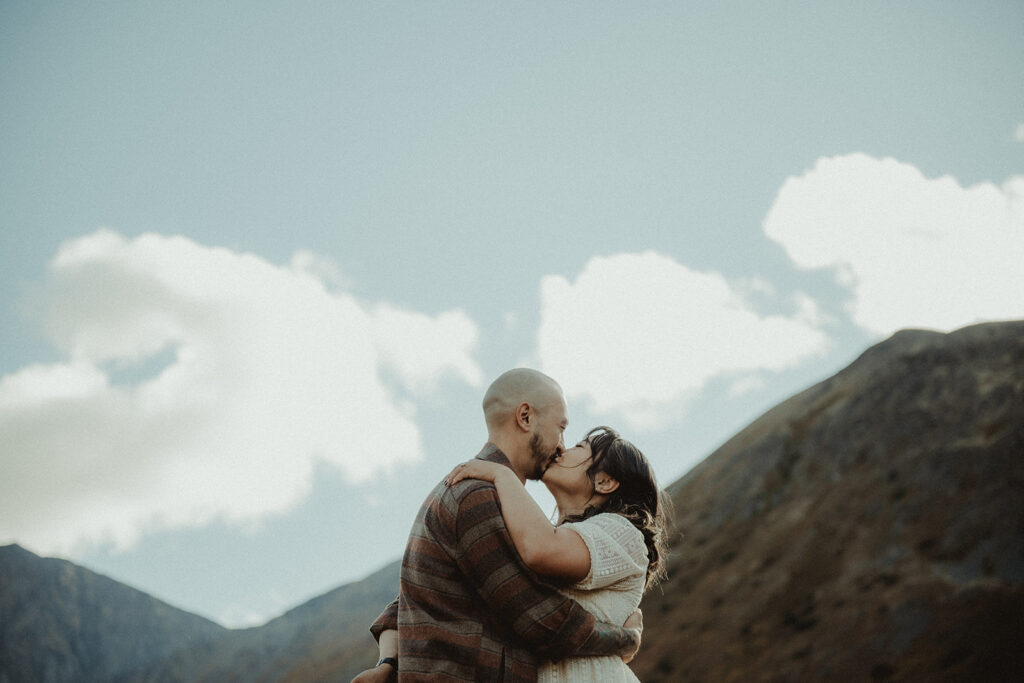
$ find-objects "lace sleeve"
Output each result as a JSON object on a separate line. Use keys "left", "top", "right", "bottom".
{"left": 563, "top": 513, "right": 648, "bottom": 591}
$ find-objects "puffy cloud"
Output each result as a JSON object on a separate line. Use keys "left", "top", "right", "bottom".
{"left": 0, "top": 231, "right": 481, "bottom": 553}
{"left": 1015, "top": 123, "right": 1024, "bottom": 143}
{"left": 371, "top": 304, "right": 482, "bottom": 392}
{"left": 764, "top": 154, "right": 1024, "bottom": 335}
{"left": 536, "top": 251, "right": 828, "bottom": 430}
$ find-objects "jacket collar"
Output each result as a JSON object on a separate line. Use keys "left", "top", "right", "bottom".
{"left": 476, "top": 442, "right": 514, "bottom": 470}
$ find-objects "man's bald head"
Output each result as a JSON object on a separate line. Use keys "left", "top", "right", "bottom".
{"left": 482, "top": 368, "right": 564, "bottom": 432}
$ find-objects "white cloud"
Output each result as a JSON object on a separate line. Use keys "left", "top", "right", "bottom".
{"left": 536, "top": 251, "right": 828, "bottom": 430}
{"left": 290, "top": 249, "right": 351, "bottom": 291}
{"left": 371, "top": 304, "right": 482, "bottom": 392}
{"left": 1015, "top": 123, "right": 1024, "bottom": 143}
{"left": 0, "top": 231, "right": 481, "bottom": 554}
{"left": 763, "top": 153, "right": 1024, "bottom": 335}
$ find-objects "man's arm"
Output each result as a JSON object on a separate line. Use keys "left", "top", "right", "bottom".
{"left": 353, "top": 600, "right": 399, "bottom": 683}
{"left": 351, "top": 628, "right": 397, "bottom": 683}
{"left": 445, "top": 481, "right": 638, "bottom": 662}
{"left": 576, "top": 620, "right": 641, "bottom": 660}
{"left": 369, "top": 596, "right": 398, "bottom": 642}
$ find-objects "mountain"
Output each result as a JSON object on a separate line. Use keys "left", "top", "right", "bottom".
{"left": 3, "top": 320, "right": 1022, "bottom": 681}
{"left": 114, "top": 560, "right": 399, "bottom": 683}
{"left": 631, "top": 320, "right": 1024, "bottom": 681}
{"left": 0, "top": 544, "right": 397, "bottom": 683}
{"left": 0, "top": 543, "right": 226, "bottom": 682}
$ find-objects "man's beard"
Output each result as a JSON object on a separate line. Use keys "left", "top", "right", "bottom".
{"left": 527, "top": 433, "right": 554, "bottom": 481}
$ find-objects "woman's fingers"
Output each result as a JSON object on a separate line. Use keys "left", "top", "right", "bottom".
{"left": 443, "top": 462, "right": 470, "bottom": 486}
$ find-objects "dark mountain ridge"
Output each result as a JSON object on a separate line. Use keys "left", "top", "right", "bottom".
{"left": 3, "top": 320, "right": 1022, "bottom": 681}
{"left": 0, "top": 543, "right": 225, "bottom": 682}
{"left": 113, "top": 560, "right": 400, "bottom": 683}
{"left": 0, "top": 543, "right": 398, "bottom": 683}
{"left": 632, "top": 320, "right": 1024, "bottom": 681}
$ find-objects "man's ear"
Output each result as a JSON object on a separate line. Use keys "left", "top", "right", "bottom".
{"left": 594, "top": 473, "right": 620, "bottom": 495}
{"left": 515, "top": 403, "right": 532, "bottom": 432}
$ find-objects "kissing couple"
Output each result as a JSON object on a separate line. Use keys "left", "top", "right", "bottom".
{"left": 353, "top": 368, "right": 669, "bottom": 683}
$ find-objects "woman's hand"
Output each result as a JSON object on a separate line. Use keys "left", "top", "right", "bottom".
{"left": 445, "top": 456, "right": 590, "bottom": 582}
{"left": 443, "top": 459, "right": 508, "bottom": 486}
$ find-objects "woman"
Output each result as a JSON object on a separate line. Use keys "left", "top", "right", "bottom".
{"left": 366, "top": 426, "right": 667, "bottom": 683}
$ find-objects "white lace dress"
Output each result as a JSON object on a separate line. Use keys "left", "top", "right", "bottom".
{"left": 538, "top": 512, "right": 648, "bottom": 683}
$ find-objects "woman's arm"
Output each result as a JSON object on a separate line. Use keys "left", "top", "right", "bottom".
{"left": 445, "top": 461, "right": 591, "bottom": 582}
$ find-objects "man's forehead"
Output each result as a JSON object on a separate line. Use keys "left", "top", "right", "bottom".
{"left": 556, "top": 399, "right": 569, "bottom": 426}
{"left": 536, "top": 390, "right": 568, "bottom": 422}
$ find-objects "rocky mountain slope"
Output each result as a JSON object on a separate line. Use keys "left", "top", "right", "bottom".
{"left": 632, "top": 320, "right": 1024, "bottom": 681}
{"left": 0, "top": 544, "right": 398, "bottom": 683}
{"left": 3, "top": 320, "right": 1021, "bottom": 681}
{"left": 114, "top": 560, "right": 399, "bottom": 683}
{"left": 0, "top": 543, "right": 226, "bottom": 682}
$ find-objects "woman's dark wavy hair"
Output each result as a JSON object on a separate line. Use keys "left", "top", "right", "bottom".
{"left": 561, "top": 426, "right": 670, "bottom": 590}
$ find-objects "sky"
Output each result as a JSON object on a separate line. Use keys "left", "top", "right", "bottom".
{"left": 1, "top": 1, "right": 1022, "bottom": 628}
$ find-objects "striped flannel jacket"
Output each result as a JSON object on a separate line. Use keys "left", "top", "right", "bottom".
{"left": 370, "top": 444, "right": 636, "bottom": 682}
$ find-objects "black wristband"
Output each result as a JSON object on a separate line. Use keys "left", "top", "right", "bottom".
{"left": 376, "top": 656, "right": 398, "bottom": 669}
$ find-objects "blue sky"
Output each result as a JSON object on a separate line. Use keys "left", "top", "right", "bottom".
{"left": 2, "top": 1, "right": 1022, "bottom": 627}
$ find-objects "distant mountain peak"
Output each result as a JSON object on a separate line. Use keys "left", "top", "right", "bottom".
{"left": 1, "top": 544, "right": 226, "bottom": 682}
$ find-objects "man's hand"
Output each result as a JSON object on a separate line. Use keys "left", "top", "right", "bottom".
{"left": 351, "top": 661, "right": 396, "bottom": 683}
{"left": 621, "top": 608, "right": 643, "bottom": 664}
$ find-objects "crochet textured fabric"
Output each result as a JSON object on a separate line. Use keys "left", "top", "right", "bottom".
{"left": 538, "top": 513, "right": 648, "bottom": 683}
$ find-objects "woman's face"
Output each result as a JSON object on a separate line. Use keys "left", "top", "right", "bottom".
{"left": 542, "top": 439, "right": 596, "bottom": 497}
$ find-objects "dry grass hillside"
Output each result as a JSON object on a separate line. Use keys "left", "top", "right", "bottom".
{"left": 631, "top": 321, "right": 1024, "bottom": 682}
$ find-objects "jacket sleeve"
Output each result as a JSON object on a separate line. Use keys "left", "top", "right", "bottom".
{"left": 442, "top": 481, "right": 635, "bottom": 661}
{"left": 369, "top": 595, "right": 399, "bottom": 642}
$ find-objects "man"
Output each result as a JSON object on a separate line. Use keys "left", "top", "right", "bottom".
{"left": 352, "top": 369, "right": 642, "bottom": 682}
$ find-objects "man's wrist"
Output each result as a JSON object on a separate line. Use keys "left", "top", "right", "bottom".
{"left": 625, "top": 627, "right": 641, "bottom": 654}
{"left": 376, "top": 656, "right": 398, "bottom": 669}
{"left": 578, "top": 621, "right": 640, "bottom": 657}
